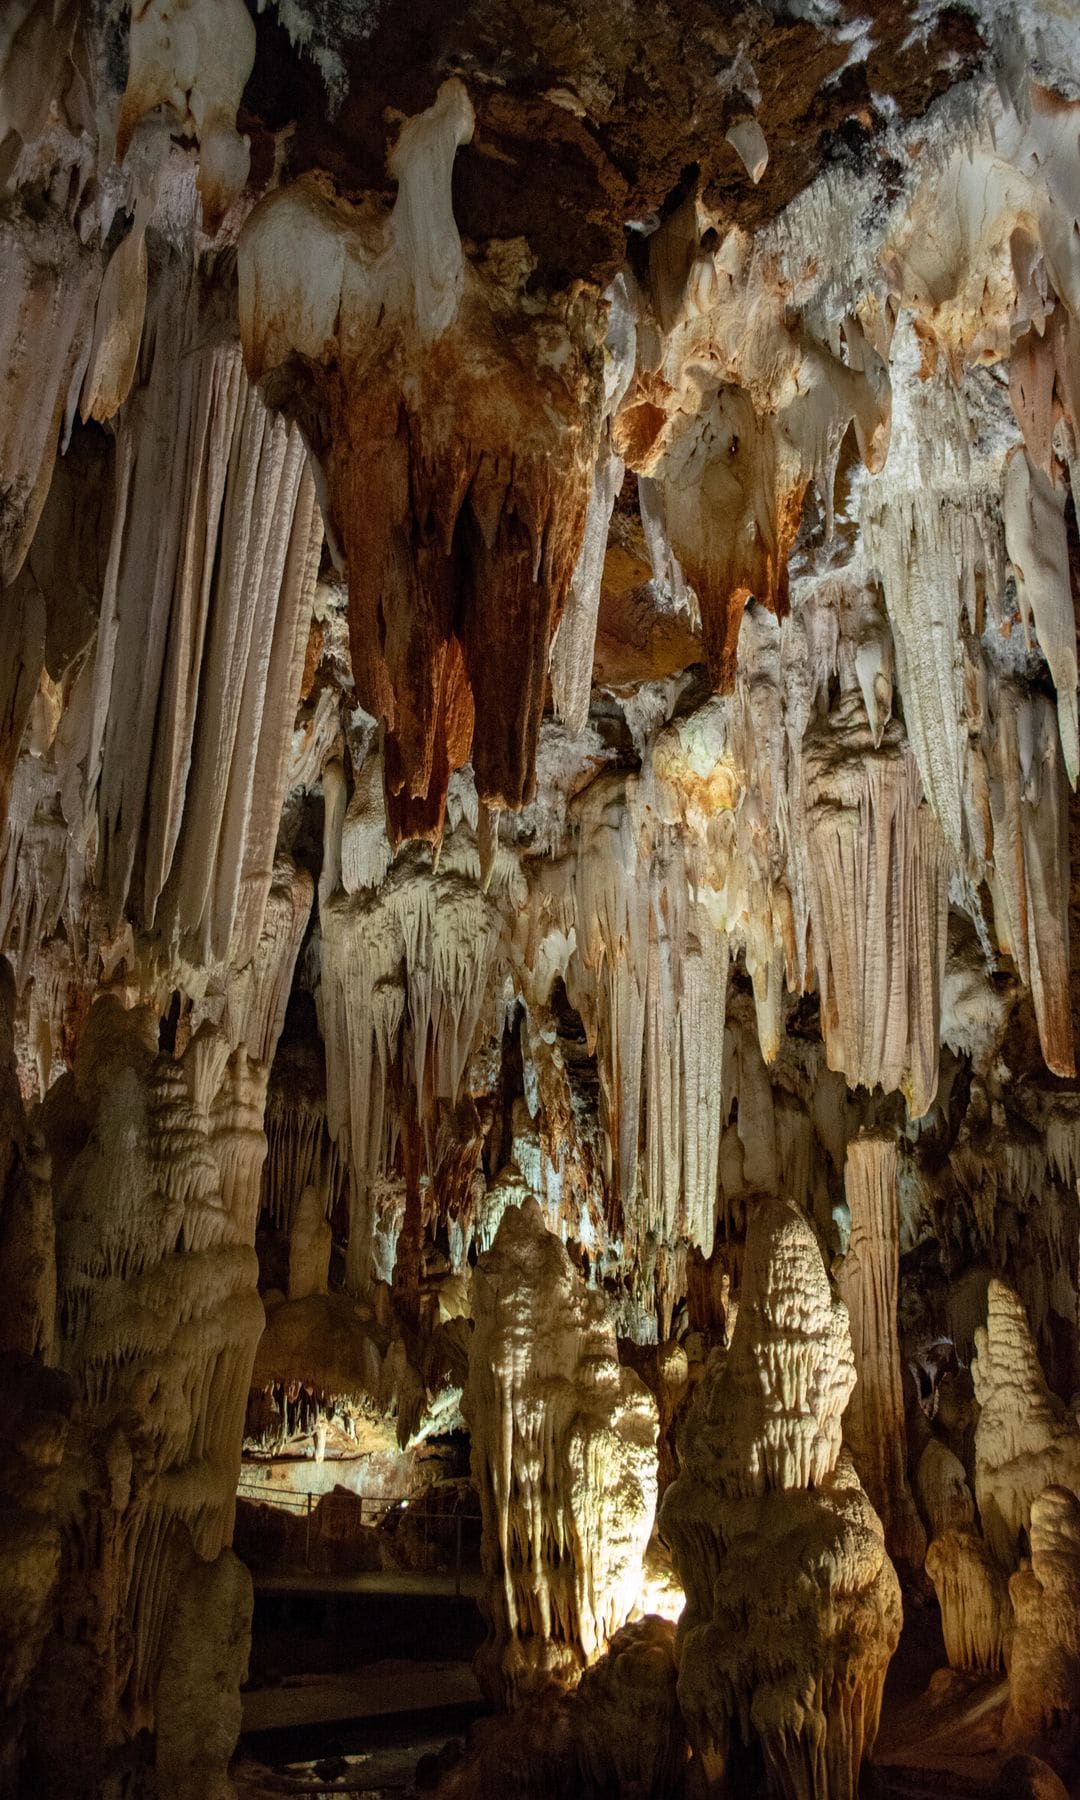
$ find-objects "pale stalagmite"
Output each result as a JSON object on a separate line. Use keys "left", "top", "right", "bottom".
{"left": 661, "top": 1197, "right": 902, "bottom": 1800}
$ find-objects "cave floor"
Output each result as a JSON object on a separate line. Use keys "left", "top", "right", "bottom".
{"left": 232, "top": 1586, "right": 1078, "bottom": 1797}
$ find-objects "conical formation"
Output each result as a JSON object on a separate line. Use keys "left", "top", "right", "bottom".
{"left": 661, "top": 1197, "right": 901, "bottom": 1800}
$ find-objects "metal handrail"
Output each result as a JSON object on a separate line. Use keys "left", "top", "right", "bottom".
{"left": 236, "top": 1475, "right": 482, "bottom": 1594}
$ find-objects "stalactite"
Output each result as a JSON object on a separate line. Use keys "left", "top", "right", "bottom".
{"left": 550, "top": 274, "right": 636, "bottom": 736}
{"left": 260, "top": 1042, "right": 341, "bottom": 1233}
{"left": 0, "top": 206, "right": 99, "bottom": 586}
{"left": 8, "top": 13, "right": 1080, "bottom": 1795}
{"left": 803, "top": 691, "right": 947, "bottom": 1117}
{"left": 863, "top": 489, "right": 986, "bottom": 861}
{"left": 239, "top": 79, "right": 605, "bottom": 831}
{"left": 87, "top": 273, "right": 322, "bottom": 969}
{"left": 835, "top": 1131, "right": 925, "bottom": 1565}
{"left": 1002, "top": 448, "right": 1078, "bottom": 787}
{"left": 614, "top": 200, "right": 889, "bottom": 693}
{"left": 987, "top": 683, "right": 1074, "bottom": 1078}
{"left": 321, "top": 846, "right": 508, "bottom": 1293}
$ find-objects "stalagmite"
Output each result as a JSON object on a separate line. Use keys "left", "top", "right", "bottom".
{"left": 1004, "top": 1485, "right": 1080, "bottom": 1752}
{"left": 288, "top": 1184, "right": 331, "bottom": 1300}
{"left": 465, "top": 1199, "right": 658, "bottom": 1705}
{"left": 972, "top": 1282, "right": 1080, "bottom": 1571}
{"left": 661, "top": 1197, "right": 901, "bottom": 1800}
{"left": 30, "top": 996, "right": 264, "bottom": 1791}
{"left": 924, "top": 1522, "right": 1009, "bottom": 1673}
{"left": 835, "top": 1132, "right": 925, "bottom": 1564}
{"left": 431, "top": 1616, "right": 689, "bottom": 1800}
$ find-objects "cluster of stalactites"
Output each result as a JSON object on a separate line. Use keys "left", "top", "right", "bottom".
{"left": 239, "top": 79, "right": 605, "bottom": 839}
{"left": 803, "top": 693, "right": 947, "bottom": 1119}
{"left": 464, "top": 1198, "right": 658, "bottom": 1707}
{"left": 87, "top": 274, "right": 322, "bottom": 969}
{"left": 320, "top": 838, "right": 509, "bottom": 1294}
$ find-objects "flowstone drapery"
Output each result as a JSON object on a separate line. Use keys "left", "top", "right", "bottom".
{"left": 835, "top": 1132, "right": 925, "bottom": 1564}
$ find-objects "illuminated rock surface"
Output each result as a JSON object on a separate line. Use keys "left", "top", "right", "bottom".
{"left": 2, "top": 2, "right": 1080, "bottom": 1794}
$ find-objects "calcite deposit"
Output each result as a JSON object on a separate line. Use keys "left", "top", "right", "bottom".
{"left": 3, "top": 1, "right": 1080, "bottom": 1795}
{"left": 661, "top": 1197, "right": 902, "bottom": 1799}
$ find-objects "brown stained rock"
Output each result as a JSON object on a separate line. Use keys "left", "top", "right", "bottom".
{"left": 593, "top": 571, "right": 702, "bottom": 691}
{"left": 244, "top": 0, "right": 986, "bottom": 294}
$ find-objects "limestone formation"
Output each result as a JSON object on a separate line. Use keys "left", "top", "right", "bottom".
{"left": 972, "top": 1282, "right": 1080, "bottom": 1569}
{"left": 2, "top": 3, "right": 1080, "bottom": 1793}
{"left": 465, "top": 1199, "right": 658, "bottom": 1704}
{"left": 1004, "top": 1485, "right": 1080, "bottom": 1753}
{"left": 835, "top": 1132, "right": 926, "bottom": 1564}
{"left": 661, "top": 1197, "right": 902, "bottom": 1799}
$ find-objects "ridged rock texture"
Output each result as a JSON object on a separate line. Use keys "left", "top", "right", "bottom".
{"left": 465, "top": 1198, "right": 658, "bottom": 1705}
{"left": 660, "top": 1197, "right": 902, "bottom": 1800}
{"left": 834, "top": 1131, "right": 926, "bottom": 1564}
{"left": 4, "top": 1, "right": 1080, "bottom": 1793}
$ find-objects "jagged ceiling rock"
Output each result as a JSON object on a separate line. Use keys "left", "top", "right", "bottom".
{"left": 245, "top": 0, "right": 986, "bottom": 292}
{"left": 239, "top": 79, "right": 606, "bottom": 833}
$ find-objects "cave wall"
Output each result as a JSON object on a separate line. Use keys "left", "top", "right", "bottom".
{"left": 2, "top": 1, "right": 1080, "bottom": 1795}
